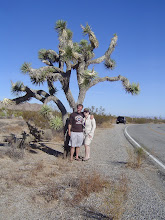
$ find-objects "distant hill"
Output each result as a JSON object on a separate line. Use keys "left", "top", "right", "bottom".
{"left": 0, "top": 101, "right": 42, "bottom": 112}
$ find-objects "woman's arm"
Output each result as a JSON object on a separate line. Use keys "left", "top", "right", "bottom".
{"left": 89, "top": 118, "right": 96, "bottom": 137}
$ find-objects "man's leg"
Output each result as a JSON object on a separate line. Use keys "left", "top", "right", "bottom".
{"left": 75, "top": 132, "right": 83, "bottom": 160}
{"left": 76, "top": 147, "right": 80, "bottom": 159}
{"left": 70, "top": 147, "right": 75, "bottom": 161}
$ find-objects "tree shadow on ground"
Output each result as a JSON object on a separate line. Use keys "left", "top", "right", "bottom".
{"left": 30, "top": 143, "right": 63, "bottom": 157}
{"left": 82, "top": 207, "right": 112, "bottom": 220}
{"left": 110, "top": 161, "right": 128, "bottom": 166}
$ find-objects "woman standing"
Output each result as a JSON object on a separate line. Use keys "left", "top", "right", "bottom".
{"left": 83, "top": 108, "right": 96, "bottom": 161}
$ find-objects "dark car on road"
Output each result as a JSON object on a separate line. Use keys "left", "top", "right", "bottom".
{"left": 116, "top": 116, "right": 126, "bottom": 124}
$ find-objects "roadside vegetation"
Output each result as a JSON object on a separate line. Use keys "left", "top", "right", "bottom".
{"left": 0, "top": 105, "right": 164, "bottom": 129}
{"left": 126, "top": 116, "right": 165, "bottom": 124}
{"left": 125, "top": 145, "right": 145, "bottom": 169}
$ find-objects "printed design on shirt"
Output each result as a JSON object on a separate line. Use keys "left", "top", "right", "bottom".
{"left": 75, "top": 115, "right": 83, "bottom": 124}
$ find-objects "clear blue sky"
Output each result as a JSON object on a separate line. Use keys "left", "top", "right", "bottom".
{"left": 1, "top": 0, "right": 165, "bottom": 118}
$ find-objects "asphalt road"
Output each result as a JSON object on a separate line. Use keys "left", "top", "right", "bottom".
{"left": 126, "top": 124, "right": 165, "bottom": 165}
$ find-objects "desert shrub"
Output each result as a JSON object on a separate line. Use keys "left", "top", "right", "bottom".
{"left": 49, "top": 116, "right": 63, "bottom": 131}
{"left": 94, "top": 114, "right": 112, "bottom": 125}
{"left": 5, "top": 147, "right": 24, "bottom": 160}
{"left": 126, "top": 116, "right": 165, "bottom": 124}
{"left": 42, "top": 129, "right": 53, "bottom": 140}
{"left": 0, "top": 109, "right": 7, "bottom": 118}
{"left": 40, "top": 105, "right": 52, "bottom": 118}
{"left": 22, "top": 108, "right": 63, "bottom": 130}
{"left": 38, "top": 169, "right": 109, "bottom": 204}
{"left": 72, "top": 170, "right": 109, "bottom": 204}
{"left": 39, "top": 185, "right": 58, "bottom": 203}
{"left": 101, "top": 174, "right": 128, "bottom": 220}
{"left": 125, "top": 145, "right": 145, "bottom": 168}
{"left": 88, "top": 106, "right": 113, "bottom": 126}
{"left": 0, "top": 109, "right": 23, "bottom": 119}
{"left": 22, "top": 111, "right": 50, "bottom": 129}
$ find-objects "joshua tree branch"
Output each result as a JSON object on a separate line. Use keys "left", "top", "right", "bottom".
{"left": 47, "top": 79, "right": 57, "bottom": 95}
{"left": 86, "top": 75, "right": 139, "bottom": 95}
{"left": 87, "top": 35, "right": 118, "bottom": 66}
{"left": 42, "top": 60, "right": 53, "bottom": 66}
{"left": 77, "top": 87, "right": 87, "bottom": 106}
{"left": 81, "top": 24, "right": 99, "bottom": 50}
{"left": 88, "top": 76, "right": 122, "bottom": 88}
{"left": 11, "top": 94, "right": 33, "bottom": 104}
{"left": 29, "top": 66, "right": 65, "bottom": 77}
{"left": 44, "top": 96, "right": 67, "bottom": 114}
{"left": 44, "top": 95, "right": 68, "bottom": 124}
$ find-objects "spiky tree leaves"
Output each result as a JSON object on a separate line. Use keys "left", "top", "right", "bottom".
{"left": 81, "top": 23, "right": 99, "bottom": 49}
{"left": 82, "top": 68, "right": 98, "bottom": 87}
{"left": 55, "top": 20, "right": 67, "bottom": 35}
{"left": 127, "top": 83, "right": 140, "bottom": 95}
{"left": 66, "top": 29, "right": 73, "bottom": 40}
{"left": 38, "top": 49, "right": 59, "bottom": 65}
{"left": 11, "top": 81, "right": 25, "bottom": 96}
{"left": 8, "top": 20, "right": 140, "bottom": 127}
{"left": 21, "top": 62, "right": 31, "bottom": 74}
{"left": 104, "top": 59, "right": 116, "bottom": 70}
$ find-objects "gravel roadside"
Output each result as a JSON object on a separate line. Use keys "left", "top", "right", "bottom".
{"left": 0, "top": 124, "right": 165, "bottom": 219}
{"left": 89, "top": 124, "right": 165, "bottom": 219}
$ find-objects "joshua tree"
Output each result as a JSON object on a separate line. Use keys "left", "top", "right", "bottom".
{"left": 6, "top": 20, "right": 140, "bottom": 126}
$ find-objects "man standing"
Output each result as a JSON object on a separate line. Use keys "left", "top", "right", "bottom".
{"left": 68, "top": 104, "right": 84, "bottom": 161}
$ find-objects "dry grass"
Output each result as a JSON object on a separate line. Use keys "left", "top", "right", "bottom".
{"left": 2, "top": 125, "right": 24, "bottom": 134}
{"left": 72, "top": 170, "right": 109, "bottom": 204}
{"left": 36, "top": 169, "right": 109, "bottom": 206}
{"left": 0, "top": 171, "right": 34, "bottom": 187}
{"left": 0, "top": 150, "right": 5, "bottom": 158}
{"left": 126, "top": 116, "right": 165, "bottom": 124}
{"left": 34, "top": 161, "right": 44, "bottom": 172}
{"left": 0, "top": 159, "right": 46, "bottom": 188}
{"left": 125, "top": 145, "right": 145, "bottom": 168}
{"left": 135, "top": 148, "right": 145, "bottom": 168}
{"left": 97, "top": 121, "right": 114, "bottom": 129}
{"left": 51, "top": 130, "right": 64, "bottom": 142}
{"left": 53, "top": 156, "right": 72, "bottom": 173}
{"left": 38, "top": 184, "right": 59, "bottom": 203}
{"left": 5, "top": 147, "right": 24, "bottom": 160}
{"left": 0, "top": 150, "right": 129, "bottom": 219}
{"left": 100, "top": 174, "right": 128, "bottom": 220}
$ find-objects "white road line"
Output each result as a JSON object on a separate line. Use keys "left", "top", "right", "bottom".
{"left": 125, "top": 125, "right": 165, "bottom": 170}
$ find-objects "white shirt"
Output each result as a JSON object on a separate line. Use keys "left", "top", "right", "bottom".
{"left": 83, "top": 115, "right": 96, "bottom": 137}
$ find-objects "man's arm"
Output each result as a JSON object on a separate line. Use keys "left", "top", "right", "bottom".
{"left": 68, "top": 124, "right": 71, "bottom": 136}
{"left": 68, "top": 114, "right": 73, "bottom": 136}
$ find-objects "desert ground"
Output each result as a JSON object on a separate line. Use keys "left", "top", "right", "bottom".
{"left": 0, "top": 118, "right": 165, "bottom": 219}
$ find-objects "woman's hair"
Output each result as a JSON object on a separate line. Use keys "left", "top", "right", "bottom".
{"left": 83, "top": 108, "right": 90, "bottom": 113}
